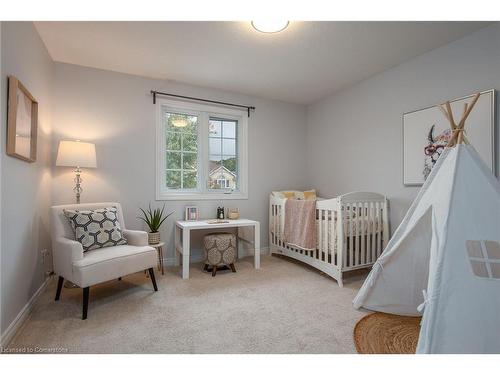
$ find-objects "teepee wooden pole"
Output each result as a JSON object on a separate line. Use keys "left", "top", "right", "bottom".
{"left": 461, "top": 103, "right": 468, "bottom": 123}
{"left": 458, "top": 92, "right": 480, "bottom": 129}
{"left": 439, "top": 105, "right": 456, "bottom": 131}
{"left": 445, "top": 101, "right": 456, "bottom": 128}
{"left": 439, "top": 92, "right": 481, "bottom": 146}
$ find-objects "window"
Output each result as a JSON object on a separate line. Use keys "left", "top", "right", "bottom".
{"left": 156, "top": 99, "right": 248, "bottom": 200}
{"left": 466, "top": 240, "right": 500, "bottom": 280}
{"left": 165, "top": 112, "right": 198, "bottom": 190}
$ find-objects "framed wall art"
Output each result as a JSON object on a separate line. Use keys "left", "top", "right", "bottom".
{"left": 7, "top": 76, "right": 38, "bottom": 162}
{"left": 402, "top": 89, "right": 496, "bottom": 186}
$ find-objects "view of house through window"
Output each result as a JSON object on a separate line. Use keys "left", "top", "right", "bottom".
{"left": 165, "top": 112, "right": 198, "bottom": 189}
{"left": 208, "top": 117, "right": 238, "bottom": 190}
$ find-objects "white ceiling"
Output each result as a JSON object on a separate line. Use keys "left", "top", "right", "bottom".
{"left": 35, "top": 21, "right": 490, "bottom": 104}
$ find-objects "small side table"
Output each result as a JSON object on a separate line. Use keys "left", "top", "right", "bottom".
{"left": 150, "top": 242, "right": 165, "bottom": 275}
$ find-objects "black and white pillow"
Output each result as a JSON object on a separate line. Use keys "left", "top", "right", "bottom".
{"left": 64, "top": 207, "right": 127, "bottom": 252}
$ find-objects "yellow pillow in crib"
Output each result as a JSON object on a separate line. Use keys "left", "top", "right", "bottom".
{"left": 303, "top": 190, "right": 317, "bottom": 200}
{"left": 271, "top": 191, "right": 296, "bottom": 199}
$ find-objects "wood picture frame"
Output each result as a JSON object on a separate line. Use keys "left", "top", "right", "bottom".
{"left": 7, "top": 76, "right": 38, "bottom": 162}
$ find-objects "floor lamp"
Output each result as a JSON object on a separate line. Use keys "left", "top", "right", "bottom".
{"left": 56, "top": 140, "right": 97, "bottom": 204}
{"left": 56, "top": 140, "right": 97, "bottom": 288}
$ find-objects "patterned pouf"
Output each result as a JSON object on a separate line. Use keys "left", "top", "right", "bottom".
{"left": 203, "top": 233, "right": 237, "bottom": 276}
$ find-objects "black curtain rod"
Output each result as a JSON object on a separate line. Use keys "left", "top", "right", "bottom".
{"left": 150, "top": 90, "right": 255, "bottom": 117}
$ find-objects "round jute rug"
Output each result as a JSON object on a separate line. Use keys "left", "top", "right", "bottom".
{"left": 353, "top": 312, "right": 421, "bottom": 354}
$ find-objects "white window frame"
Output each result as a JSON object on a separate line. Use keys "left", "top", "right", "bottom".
{"left": 156, "top": 98, "right": 248, "bottom": 201}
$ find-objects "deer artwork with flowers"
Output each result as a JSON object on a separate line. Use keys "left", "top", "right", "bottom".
{"left": 422, "top": 92, "right": 481, "bottom": 180}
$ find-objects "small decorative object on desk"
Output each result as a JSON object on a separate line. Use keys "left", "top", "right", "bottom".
{"left": 185, "top": 206, "right": 199, "bottom": 221}
{"left": 138, "top": 203, "right": 173, "bottom": 245}
{"left": 228, "top": 208, "right": 240, "bottom": 220}
{"left": 217, "top": 206, "right": 225, "bottom": 219}
{"left": 207, "top": 219, "right": 230, "bottom": 224}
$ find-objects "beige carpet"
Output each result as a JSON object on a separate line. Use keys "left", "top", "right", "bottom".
{"left": 8, "top": 255, "right": 368, "bottom": 353}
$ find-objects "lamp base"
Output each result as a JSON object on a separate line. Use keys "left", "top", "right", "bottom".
{"left": 74, "top": 167, "right": 82, "bottom": 204}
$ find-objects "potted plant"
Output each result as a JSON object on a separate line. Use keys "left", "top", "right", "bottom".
{"left": 138, "top": 204, "right": 173, "bottom": 245}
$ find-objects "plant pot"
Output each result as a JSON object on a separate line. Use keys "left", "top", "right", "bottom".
{"left": 148, "top": 232, "right": 160, "bottom": 245}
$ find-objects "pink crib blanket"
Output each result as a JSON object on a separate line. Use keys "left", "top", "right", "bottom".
{"left": 283, "top": 199, "right": 317, "bottom": 251}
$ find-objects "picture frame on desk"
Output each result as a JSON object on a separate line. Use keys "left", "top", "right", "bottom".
{"left": 185, "top": 206, "right": 199, "bottom": 221}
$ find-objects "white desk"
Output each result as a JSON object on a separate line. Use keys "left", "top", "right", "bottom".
{"left": 174, "top": 219, "right": 260, "bottom": 279}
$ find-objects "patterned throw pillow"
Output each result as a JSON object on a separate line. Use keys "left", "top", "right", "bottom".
{"left": 64, "top": 207, "right": 127, "bottom": 252}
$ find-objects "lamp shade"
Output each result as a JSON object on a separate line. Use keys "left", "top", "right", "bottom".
{"left": 56, "top": 140, "right": 97, "bottom": 168}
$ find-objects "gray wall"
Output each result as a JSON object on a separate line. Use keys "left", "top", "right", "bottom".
{"left": 1, "top": 22, "right": 53, "bottom": 337}
{"left": 51, "top": 63, "right": 308, "bottom": 261}
{"left": 306, "top": 23, "right": 500, "bottom": 230}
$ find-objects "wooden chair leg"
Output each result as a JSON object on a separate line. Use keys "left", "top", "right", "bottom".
{"left": 212, "top": 265, "right": 217, "bottom": 277}
{"left": 148, "top": 268, "right": 158, "bottom": 291}
{"left": 229, "top": 263, "right": 236, "bottom": 273}
{"left": 203, "top": 264, "right": 209, "bottom": 272}
{"left": 82, "top": 287, "right": 89, "bottom": 320}
{"left": 55, "top": 276, "right": 64, "bottom": 301}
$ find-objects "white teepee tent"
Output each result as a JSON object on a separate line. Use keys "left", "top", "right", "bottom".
{"left": 353, "top": 93, "right": 500, "bottom": 354}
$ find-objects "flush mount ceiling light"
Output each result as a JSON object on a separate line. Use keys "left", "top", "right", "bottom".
{"left": 172, "top": 117, "right": 188, "bottom": 128}
{"left": 251, "top": 20, "right": 289, "bottom": 33}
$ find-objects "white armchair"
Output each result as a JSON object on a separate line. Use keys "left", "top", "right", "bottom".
{"left": 50, "top": 202, "right": 158, "bottom": 319}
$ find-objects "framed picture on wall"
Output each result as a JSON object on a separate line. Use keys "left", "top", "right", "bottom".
{"left": 6, "top": 76, "right": 38, "bottom": 162}
{"left": 402, "top": 89, "right": 496, "bottom": 186}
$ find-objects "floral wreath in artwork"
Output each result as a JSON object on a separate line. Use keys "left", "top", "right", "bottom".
{"left": 423, "top": 124, "right": 452, "bottom": 180}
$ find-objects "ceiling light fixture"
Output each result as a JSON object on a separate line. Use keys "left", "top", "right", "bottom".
{"left": 172, "top": 118, "right": 188, "bottom": 128}
{"left": 251, "top": 20, "right": 289, "bottom": 33}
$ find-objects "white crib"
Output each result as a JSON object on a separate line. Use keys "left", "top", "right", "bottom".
{"left": 269, "top": 192, "right": 389, "bottom": 287}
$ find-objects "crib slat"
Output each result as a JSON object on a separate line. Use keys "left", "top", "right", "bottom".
{"left": 361, "top": 202, "right": 366, "bottom": 265}
{"left": 324, "top": 209, "right": 328, "bottom": 261}
{"left": 322, "top": 209, "right": 326, "bottom": 260}
{"left": 366, "top": 202, "right": 372, "bottom": 263}
{"left": 358, "top": 202, "right": 362, "bottom": 265}
{"left": 354, "top": 202, "right": 358, "bottom": 266}
{"left": 373, "top": 202, "right": 377, "bottom": 262}
{"left": 343, "top": 207, "right": 347, "bottom": 268}
{"left": 377, "top": 203, "right": 384, "bottom": 256}
{"left": 274, "top": 204, "right": 277, "bottom": 245}
{"left": 348, "top": 203, "right": 353, "bottom": 267}
{"left": 366, "top": 202, "right": 374, "bottom": 263}
{"left": 278, "top": 205, "right": 282, "bottom": 246}
{"left": 319, "top": 209, "right": 323, "bottom": 260}
{"left": 376, "top": 202, "right": 381, "bottom": 257}
{"left": 324, "top": 210, "right": 329, "bottom": 262}
{"left": 330, "top": 210, "right": 334, "bottom": 262}
{"left": 275, "top": 205, "right": 278, "bottom": 246}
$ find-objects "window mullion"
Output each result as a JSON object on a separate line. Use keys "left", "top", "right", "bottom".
{"left": 180, "top": 133, "right": 184, "bottom": 189}
{"left": 199, "top": 112, "right": 208, "bottom": 194}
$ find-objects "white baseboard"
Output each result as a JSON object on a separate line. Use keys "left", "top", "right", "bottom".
{"left": 0, "top": 276, "right": 52, "bottom": 348}
{"left": 163, "top": 246, "right": 270, "bottom": 266}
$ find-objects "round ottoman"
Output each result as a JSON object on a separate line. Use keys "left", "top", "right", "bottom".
{"left": 203, "top": 232, "right": 237, "bottom": 276}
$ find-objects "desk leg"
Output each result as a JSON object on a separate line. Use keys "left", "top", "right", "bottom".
{"left": 254, "top": 222, "right": 261, "bottom": 269}
{"left": 182, "top": 228, "right": 190, "bottom": 279}
{"left": 174, "top": 225, "right": 181, "bottom": 266}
